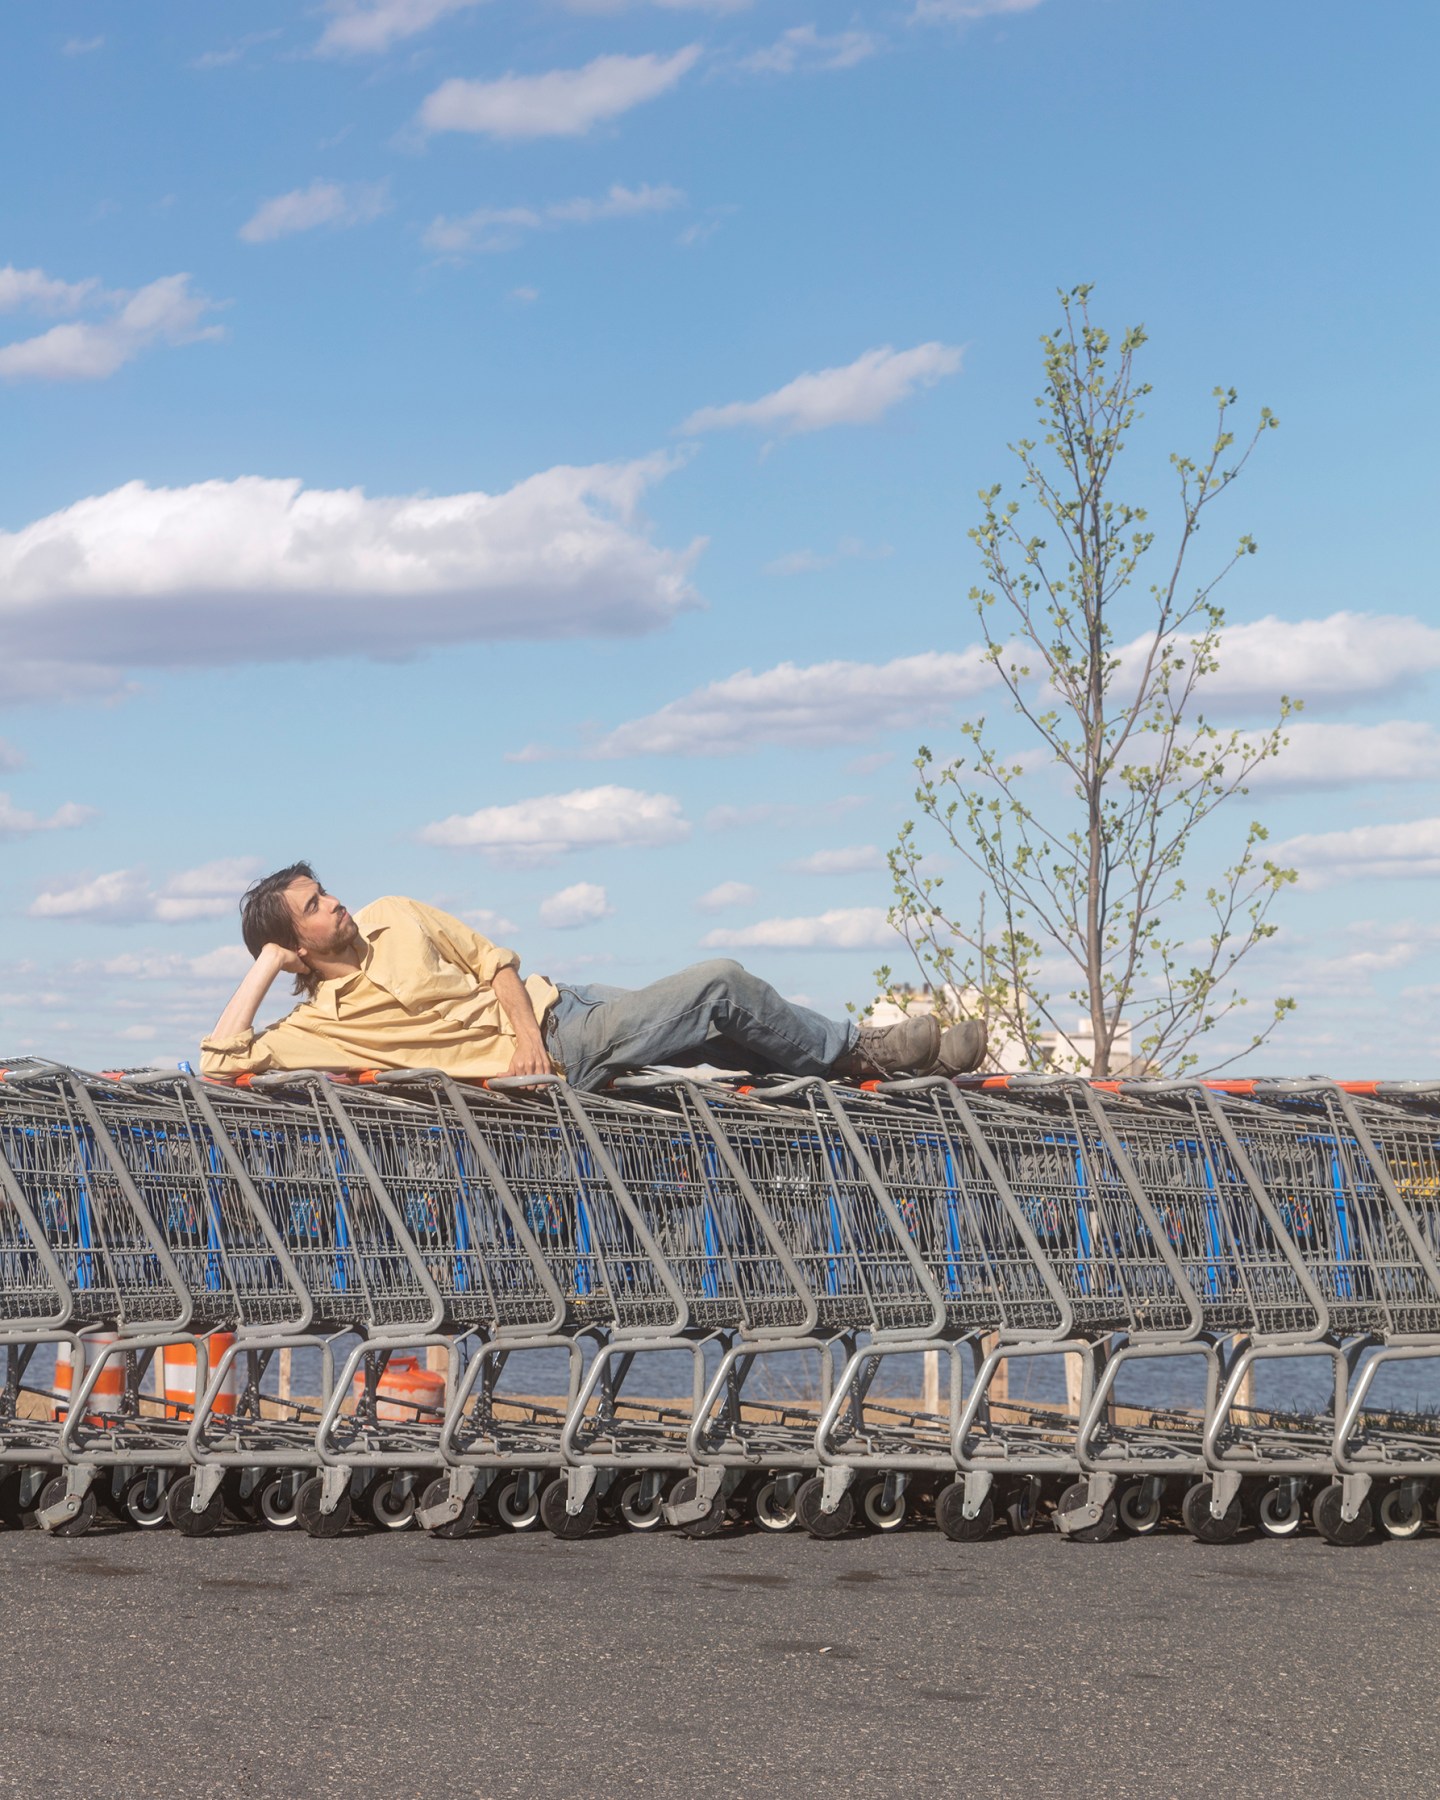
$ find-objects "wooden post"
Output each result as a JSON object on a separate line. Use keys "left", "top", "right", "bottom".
{"left": 921, "top": 1349, "right": 940, "bottom": 1415}
{"left": 277, "top": 1347, "right": 292, "bottom": 1403}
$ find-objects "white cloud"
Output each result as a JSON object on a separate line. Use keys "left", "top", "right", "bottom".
{"left": 419, "top": 785, "right": 690, "bottom": 862}
{"left": 0, "top": 266, "right": 102, "bottom": 314}
{"left": 96, "top": 945, "right": 253, "bottom": 982}
{"left": 701, "top": 906, "right": 897, "bottom": 950}
{"left": 1248, "top": 721, "right": 1440, "bottom": 790}
{"left": 696, "top": 880, "right": 757, "bottom": 911}
{"left": 510, "top": 286, "right": 540, "bottom": 304}
{"left": 194, "top": 29, "right": 285, "bottom": 69}
{"left": 425, "top": 183, "right": 683, "bottom": 256}
{"left": 118, "top": 1024, "right": 159, "bottom": 1042}
{"left": 562, "top": 0, "right": 749, "bottom": 10}
{"left": 739, "top": 25, "right": 880, "bottom": 73}
{"left": 1274, "top": 818, "right": 1440, "bottom": 889}
{"left": 0, "top": 274, "right": 222, "bottom": 383}
{"left": 463, "top": 906, "right": 520, "bottom": 937}
{"left": 62, "top": 35, "right": 105, "bottom": 54}
{"left": 681, "top": 341, "right": 962, "bottom": 437}
{"left": 586, "top": 649, "right": 996, "bottom": 757}
{"left": 0, "top": 460, "right": 698, "bottom": 700}
{"left": 420, "top": 47, "right": 702, "bottom": 140}
{"left": 539, "top": 881, "right": 613, "bottom": 928}
{"left": 786, "top": 845, "right": 885, "bottom": 875}
{"left": 1116, "top": 612, "right": 1440, "bottom": 710}
{"left": 764, "top": 536, "right": 891, "bottom": 576}
{"left": 317, "top": 0, "right": 485, "bottom": 55}
{"left": 0, "top": 740, "right": 26, "bottom": 772}
{"left": 911, "top": 0, "right": 1046, "bottom": 20}
{"left": 0, "top": 793, "right": 95, "bottom": 839}
{"left": 30, "top": 858, "right": 259, "bottom": 925}
{"left": 239, "top": 180, "right": 390, "bottom": 244}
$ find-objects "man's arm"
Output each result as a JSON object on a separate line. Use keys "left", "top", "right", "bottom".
{"left": 200, "top": 944, "right": 308, "bottom": 1082}
{"left": 492, "top": 964, "right": 553, "bottom": 1080}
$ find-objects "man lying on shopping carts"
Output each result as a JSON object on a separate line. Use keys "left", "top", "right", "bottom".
{"left": 199, "top": 862, "right": 986, "bottom": 1091}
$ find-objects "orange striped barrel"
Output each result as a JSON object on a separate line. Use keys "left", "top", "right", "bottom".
{"left": 352, "top": 1354, "right": 445, "bottom": 1422}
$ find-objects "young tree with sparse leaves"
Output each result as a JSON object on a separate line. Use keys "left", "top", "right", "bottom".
{"left": 879, "top": 286, "right": 1299, "bottom": 1077}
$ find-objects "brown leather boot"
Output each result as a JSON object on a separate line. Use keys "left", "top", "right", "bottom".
{"left": 829, "top": 1015, "right": 941, "bottom": 1079}
{"left": 936, "top": 1019, "right": 987, "bottom": 1075}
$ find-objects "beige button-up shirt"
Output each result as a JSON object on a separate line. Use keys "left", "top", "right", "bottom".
{"left": 198, "top": 895, "right": 559, "bottom": 1082}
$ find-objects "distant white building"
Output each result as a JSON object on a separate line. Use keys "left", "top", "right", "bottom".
{"left": 869, "top": 985, "right": 1145, "bottom": 1076}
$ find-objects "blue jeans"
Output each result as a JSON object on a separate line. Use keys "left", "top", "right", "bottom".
{"left": 541, "top": 958, "right": 858, "bottom": 1092}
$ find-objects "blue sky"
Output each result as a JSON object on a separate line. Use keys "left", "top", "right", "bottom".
{"left": 1, "top": 0, "right": 1437, "bottom": 1073}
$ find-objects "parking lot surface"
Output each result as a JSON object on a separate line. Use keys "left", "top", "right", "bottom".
{"left": 0, "top": 1517, "right": 1434, "bottom": 1799}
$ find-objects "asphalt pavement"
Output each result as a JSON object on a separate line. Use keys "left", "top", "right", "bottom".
{"left": 0, "top": 1512, "right": 1435, "bottom": 1799}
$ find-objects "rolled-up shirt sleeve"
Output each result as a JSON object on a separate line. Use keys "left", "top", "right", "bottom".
{"left": 198, "top": 1010, "right": 325, "bottom": 1079}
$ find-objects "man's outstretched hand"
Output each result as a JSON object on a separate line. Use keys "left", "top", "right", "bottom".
{"left": 504, "top": 1037, "right": 554, "bottom": 1080}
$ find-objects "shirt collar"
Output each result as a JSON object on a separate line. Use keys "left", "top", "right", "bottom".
{"left": 310, "top": 918, "right": 385, "bottom": 1019}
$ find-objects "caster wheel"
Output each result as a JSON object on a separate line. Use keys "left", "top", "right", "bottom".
{"left": 1056, "top": 1481, "right": 1120, "bottom": 1543}
{"left": 295, "top": 1476, "right": 351, "bottom": 1539}
{"left": 38, "top": 1476, "right": 97, "bottom": 1538}
{"left": 492, "top": 1475, "right": 545, "bottom": 1531}
{"left": 1379, "top": 1487, "right": 1426, "bottom": 1540}
{"left": 166, "top": 1475, "right": 223, "bottom": 1538}
{"left": 935, "top": 1480, "right": 995, "bottom": 1542}
{"left": 1181, "top": 1481, "right": 1242, "bottom": 1544}
{"left": 18, "top": 1468, "right": 58, "bottom": 1530}
{"left": 257, "top": 1473, "right": 303, "bottom": 1530}
{"left": 752, "top": 1478, "right": 799, "bottom": 1534}
{"left": 1116, "top": 1481, "right": 1164, "bottom": 1536}
{"left": 1256, "top": 1482, "right": 1305, "bottom": 1539}
{"left": 540, "top": 1480, "right": 598, "bottom": 1539}
{"left": 37, "top": 1476, "right": 96, "bottom": 1538}
{"left": 616, "top": 1476, "right": 669, "bottom": 1532}
{"left": 1003, "top": 1479, "right": 1042, "bottom": 1535}
{"left": 858, "top": 1479, "right": 907, "bottom": 1532}
{"left": 669, "top": 1475, "right": 728, "bottom": 1538}
{"left": 124, "top": 1473, "right": 171, "bottom": 1530}
{"left": 795, "top": 1476, "right": 853, "bottom": 1540}
{"left": 0, "top": 1470, "right": 25, "bottom": 1531}
{"left": 1312, "top": 1482, "right": 1372, "bottom": 1546}
{"left": 361, "top": 1475, "right": 416, "bottom": 1532}
{"left": 419, "top": 1477, "right": 478, "bottom": 1539}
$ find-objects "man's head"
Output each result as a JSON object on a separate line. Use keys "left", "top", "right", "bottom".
{"left": 240, "top": 862, "right": 362, "bottom": 995}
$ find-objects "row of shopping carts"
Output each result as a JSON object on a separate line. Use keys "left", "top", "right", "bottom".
{"left": 0, "top": 1057, "right": 1438, "bottom": 1546}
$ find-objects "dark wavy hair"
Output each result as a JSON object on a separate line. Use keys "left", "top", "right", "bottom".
{"left": 240, "top": 861, "right": 322, "bottom": 999}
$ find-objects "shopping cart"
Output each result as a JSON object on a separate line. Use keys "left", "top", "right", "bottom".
{"left": 0, "top": 1063, "right": 193, "bottom": 1533}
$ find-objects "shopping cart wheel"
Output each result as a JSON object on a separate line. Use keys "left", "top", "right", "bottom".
{"left": 0, "top": 1470, "right": 27, "bottom": 1530}
{"left": 295, "top": 1476, "right": 352, "bottom": 1539}
{"left": 360, "top": 1474, "right": 416, "bottom": 1532}
{"left": 616, "top": 1476, "right": 670, "bottom": 1532}
{"left": 750, "top": 1478, "right": 799, "bottom": 1533}
{"left": 669, "top": 1475, "right": 728, "bottom": 1538}
{"left": 257, "top": 1472, "right": 304, "bottom": 1530}
{"left": 1311, "top": 1483, "right": 1372, "bottom": 1546}
{"left": 1180, "top": 1481, "right": 1242, "bottom": 1544}
{"left": 1003, "top": 1478, "right": 1042, "bottom": 1535}
{"left": 540, "top": 1479, "right": 598, "bottom": 1539}
{"left": 420, "top": 1478, "right": 479, "bottom": 1539}
{"left": 1255, "top": 1482, "right": 1305, "bottom": 1538}
{"left": 166, "top": 1475, "right": 223, "bottom": 1537}
{"left": 491, "top": 1475, "right": 545, "bottom": 1531}
{"left": 123, "top": 1473, "right": 171, "bottom": 1530}
{"left": 37, "top": 1476, "right": 96, "bottom": 1538}
{"left": 858, "top": 1479, "right": 907, "bottom": 1532}
{"left": 1055, "top": 1481, "right": 1119, "bottom": 1543}
{"left": 1116, "top": 1481, "right": 1164, "bottom": 1536}
{"left": 796, "top": 1476, "right": 854, "bottom": 1540}
{"left": 935, "top": 1480, "right": 993, "bottom": 1541}
{"left": 1378, "top": 1487, "right": 1425, "bottom": 1540}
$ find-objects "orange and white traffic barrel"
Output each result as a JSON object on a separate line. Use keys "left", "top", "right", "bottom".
{"left": 352, "top": 1354, "right": 445, "bottom": 1422}
{"left": 53, "top": 1333, "right": 124, "bottom": 1421}
{"left": 157, "top": 1332, "right": 240, "bottom": 1419}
